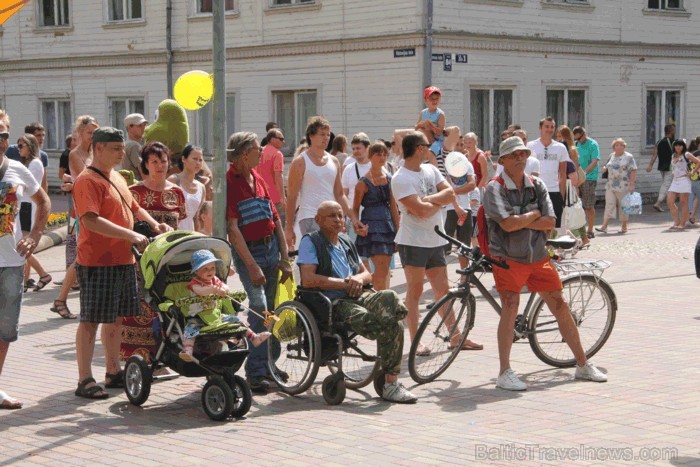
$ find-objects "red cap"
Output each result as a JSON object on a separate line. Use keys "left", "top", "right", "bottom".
{"left": 424, "top": 86, "right": 442, "bottom": 100}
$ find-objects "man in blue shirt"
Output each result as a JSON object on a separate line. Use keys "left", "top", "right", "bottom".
{"left": 5, "top": 122, "right": 49, "bottom": 193}
{"left": 297, "top": 200, "right": 417, "bottom": 403}
{"left": 573, "top": 126, "right": 600, "bottom": 238}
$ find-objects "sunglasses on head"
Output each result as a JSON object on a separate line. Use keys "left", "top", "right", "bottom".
{"left": 0, "top": 132, "right": 9, "bottom": 141}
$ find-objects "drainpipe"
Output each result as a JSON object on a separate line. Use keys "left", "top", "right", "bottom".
{"left": 424, "top": 0, "right": 433, "bottom": 89}
{"left": 166, "top": 0, "right": 173, "bottom": 97}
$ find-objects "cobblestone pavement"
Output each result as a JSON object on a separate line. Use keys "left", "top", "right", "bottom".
{"left": 1, "top": 206, "right": 699, "bottom": 466}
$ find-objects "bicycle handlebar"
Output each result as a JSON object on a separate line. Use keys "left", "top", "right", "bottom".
{"left": 433, "top": 225, "right": 509, "bottom": 270}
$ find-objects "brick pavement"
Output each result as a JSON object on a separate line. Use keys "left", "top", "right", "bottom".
{"left": 1, "top": 206, "right": 699, "bottom": 466}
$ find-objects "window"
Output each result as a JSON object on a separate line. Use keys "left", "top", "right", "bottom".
{"left": 110, "top": 98, "right": 145, "bottom": 134}
{"left": 273, "top": 90, "right": 317, "bottom": 156}
{"left": 546, "top": 89, "right": 586, "bottom": 129}
{"left": 196, "top": 94, "right": 236, "bottom": 155}
{"left": 646, "top": 89, "right": 681, "bottom": 146}
{"left": 108, "top": 0, "right": 142, "bottom": 21}
{"left": 470, "top": 89, "right": 513, "bottom": 155}
{"left": 648, "top": 0, "right": 682, "bottom": 10}
{"left": 197, "top": 0, "right": 235, "bottom": 13}
{"left": 41, "top": 100, "right": 72, "bottom": 149}
{"left": 39, "top": 0, "right": 70, "bottom": 27}
{"left": 271, "top": 0, "right": 315, "bottom": 5}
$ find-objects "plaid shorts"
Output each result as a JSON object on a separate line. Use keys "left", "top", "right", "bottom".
{"left": 76, "top": 264, "right": 139, "bottom": 323}
{"left": 579, "top": 180, "right": 598, "bottom": 209}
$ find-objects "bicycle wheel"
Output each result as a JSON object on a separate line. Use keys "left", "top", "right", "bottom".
{"left": 408, "top": 293, "right": 475, "bottom": 384}
{"left": 328, "top": 333, "right": 380, "bottom": 390}
{"left": 528, "top": 275, "right": 616, "bottom": 368}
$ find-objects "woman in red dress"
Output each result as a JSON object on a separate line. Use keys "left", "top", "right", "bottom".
{"left": 120, "top": 142, "right": 186, "bottom": 365}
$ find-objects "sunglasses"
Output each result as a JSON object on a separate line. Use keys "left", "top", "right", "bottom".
{"left": 418, "top": 143, "right": 431, "bottom": 148}
{"left": 0, "top": 132, "right": 9, "bottom": 141}
{"left": 17, "top": 143, "right": 26, "bottom": 149}
{"left": 81, "top": 117, "right": 96, "bottom": 126}
{"left": 274, "top": 136, "right": 285, "bottom": 142}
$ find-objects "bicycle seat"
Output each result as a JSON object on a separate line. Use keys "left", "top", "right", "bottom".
{"left": 546, "top": 236, "right": 578, "bottom": 250}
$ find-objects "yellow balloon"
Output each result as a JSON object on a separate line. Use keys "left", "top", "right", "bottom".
{"left": 173, "top": 70, "right": 214, "bottom": 110}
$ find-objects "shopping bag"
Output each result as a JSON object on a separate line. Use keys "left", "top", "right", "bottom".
{"left": 622, "top": 192, "right": 642, "bottom": 215}
{"left": 561, "top": 180, "right": 586, "bottom": 230}
{"left": 274, "top": 269, "right": 297, "bottom": 309}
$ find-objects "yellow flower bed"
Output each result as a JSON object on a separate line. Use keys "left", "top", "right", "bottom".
{"left": 47, "top": 212, "right": 69, "bottom": 228}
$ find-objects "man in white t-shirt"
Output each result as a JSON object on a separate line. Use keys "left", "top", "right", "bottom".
{"left": 527, "top": 117, "right": 570, "bottom": 228}
{"left": 392, "top": 131, "right": 464, "bottom": 356}
{"left": 342, "top": 133, "right": 372, "bottom": 241}
{"left": 0, "top": 116, "right": 51, "bottom": 410}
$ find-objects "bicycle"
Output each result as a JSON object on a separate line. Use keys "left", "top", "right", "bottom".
{"left": 407, "top": 226, "right": 617, "bottom": 384}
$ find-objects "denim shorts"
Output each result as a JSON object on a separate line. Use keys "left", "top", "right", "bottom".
{"left": 0, "top": 266, "right": 24, "bottom": 342}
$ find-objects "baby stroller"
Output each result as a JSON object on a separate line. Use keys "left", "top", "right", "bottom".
{"left": 124, "top": 231, "right": 252, "bottom": 421}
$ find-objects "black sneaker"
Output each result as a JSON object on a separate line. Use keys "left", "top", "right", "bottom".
{"left": 247, "top": 376, "right": 270, "bottom": 394}
{"left": 266, "top": 367, "right": 290, "bottom": 383}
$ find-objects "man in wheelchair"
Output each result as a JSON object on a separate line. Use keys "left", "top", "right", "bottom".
{"left": 297, "top": 201, "right": 417, "bottom": 404}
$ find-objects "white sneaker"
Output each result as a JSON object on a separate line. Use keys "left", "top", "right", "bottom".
{"left": 496, "top": 369, "right": 527, "bottom": 391}
{"left": 575, "top": 361, "right": 607, "bottom": 382}
{"left": 382, "top": 381, "right": 417, "bottom": 404}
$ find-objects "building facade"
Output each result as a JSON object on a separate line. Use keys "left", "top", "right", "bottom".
{"left": 0, "top": 0, "right": 695, "bottom": 194}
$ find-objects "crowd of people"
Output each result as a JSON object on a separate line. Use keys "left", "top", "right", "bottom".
{"left": 2, "top": 85, "right": 698, "bottom": 408}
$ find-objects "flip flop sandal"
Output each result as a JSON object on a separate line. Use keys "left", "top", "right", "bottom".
{"left": 33, "top": 274, "right": 52, "bottom": 291}
{"left": 449, "top": 339, "right": 484, "bottom": 351}
{"left": 75, "top": 378, "right": 109, "bottom": 399}
{"left": 23, "top": 279, "right": 36, "bottom": 293}
{"left": 50, "top": 300, "right": 78, "bottom": 320}
{"left": 415, "top": 344, "right": 431, "bottom": 357}
{"left": 104, "top": 371, "right": 125, "bottom": 389}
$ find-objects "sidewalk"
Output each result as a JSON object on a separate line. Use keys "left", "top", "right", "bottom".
{"left": 1, "top": 206, "right": 699, "bottom": 465}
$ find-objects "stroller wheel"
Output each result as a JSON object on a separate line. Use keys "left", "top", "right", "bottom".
{"left": 124, "top": 355, "right": 152, "bottom": 406}
{"left": 202, "top": 376, "right": 234, "bottom": 421}
{"left": 228, "top": 375, "right": 252, "bottom": 418}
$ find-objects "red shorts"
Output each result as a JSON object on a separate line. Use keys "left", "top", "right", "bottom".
{"left": 493, "top": 256, "right": 562, "bottom": 293}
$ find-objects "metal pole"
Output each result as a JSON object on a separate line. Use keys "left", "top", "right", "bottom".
{"left": 166, "top": 0, "right": 173, "bottom": 97}
{"left": 424, "top": 0, "right": 433, "bottom": 89}
{"left": 212, "top": 0, "right": 227, "bottom": 239}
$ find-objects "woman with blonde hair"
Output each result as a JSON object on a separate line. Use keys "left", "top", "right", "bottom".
{"left": 596, "top": 138, "right": 638, "bottom": 234}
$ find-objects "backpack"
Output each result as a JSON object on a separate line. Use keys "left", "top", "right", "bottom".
{"left": 476, "top": 174, "right": 535, "bottom": 257}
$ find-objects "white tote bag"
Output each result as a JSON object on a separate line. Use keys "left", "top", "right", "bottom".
{"left": 561, "top": 180, "right": 586, "bottom": 230}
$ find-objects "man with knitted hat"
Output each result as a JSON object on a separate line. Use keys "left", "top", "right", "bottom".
{"left": 483, "top": 136, "right": 607, "bottom": 391}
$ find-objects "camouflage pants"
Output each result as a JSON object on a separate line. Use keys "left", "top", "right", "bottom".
{"left": 333, "top": 290, "right": 408, "bottom": 376}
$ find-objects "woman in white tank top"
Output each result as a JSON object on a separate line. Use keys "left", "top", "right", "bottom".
{"left": 168, "top": 145, "right": 206, "bottom": 231}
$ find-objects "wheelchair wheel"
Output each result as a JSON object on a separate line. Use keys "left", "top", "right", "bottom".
{"left": 202, "top": 376, "right": 234, "bottom": 421}
{"left": 408, "top": 293, "right": 475, "bottom": 384}
{"left": 267, "top": 301, "right": 322, "bottom": 395}
{"left": 228, "top": 375, "right": 252, "bottom": 419}
{"left": 328, "top": 333, "right": 380, "bottom": 390}
{"left": 373, "top": 371, "right": 386, "bottom": 398}
{"left": 322, "top": 374, "right": 346, "bottom": 405}
{"left": 124, "top": 355, "right": 152, "bottom": 406}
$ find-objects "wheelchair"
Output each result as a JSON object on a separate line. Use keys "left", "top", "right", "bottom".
{"left": 266, "top": 286, "right": 386, "bottom": 405}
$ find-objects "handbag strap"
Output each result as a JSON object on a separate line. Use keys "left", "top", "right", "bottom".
{"left": 0, "top": 156, "right": 10, "bottom": 182}
{"left": 86, "top": 166, "right": 134, "bottom": 222}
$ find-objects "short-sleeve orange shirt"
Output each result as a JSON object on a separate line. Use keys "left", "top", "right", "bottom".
{"left": 73, "top": 168, "right": 140, "bottom": 266}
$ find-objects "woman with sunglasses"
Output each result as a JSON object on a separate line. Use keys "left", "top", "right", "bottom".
{"left": 17, "top": 134, "right": 52, "bottom": 292}
{"left": 667, "top": 139, "right": 700, "bottom": 230}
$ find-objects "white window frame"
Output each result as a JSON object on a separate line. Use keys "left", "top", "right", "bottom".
{"left": 106, "top": 0, "right": 144, "bottom": 23}
{"left": 192, "top": 0, "right": 238, "bottom": 17}
{"left": 37, "top": 0, "right": 70, "bottom": 28}
{"left": 647, "top": 0, "right": 682, "bottom": 10}
{"left": 40, "top": 99, "right": 72, "bottom": 150}
{"left": 643, "top": 85, "right": 684, "bottom": 148}
{"left": 467, "top": 86, "right": 515, "bottom": 155}
{"left": 271, "top": 89, "right": 318, "bottom": 157}
{"left": 108, "top": 97, "right": 146, "bottom": 135}
{"left": 270, "top": 0, "right": 316, "bottom": 6}
{"left": 544, "top": 87, "right": 588, "bottom": 129}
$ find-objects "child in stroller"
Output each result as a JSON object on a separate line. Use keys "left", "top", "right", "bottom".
{"left": 180, "top": 249, "right": 271, "bottom": 361}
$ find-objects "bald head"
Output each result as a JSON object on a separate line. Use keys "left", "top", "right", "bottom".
{"left": 314, "top": 201, "right": 345, "bottom": 237}
{"left": 318, "top": 200, "right": 341, "bottom": 215}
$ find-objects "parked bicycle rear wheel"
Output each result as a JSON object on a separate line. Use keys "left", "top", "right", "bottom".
{"left": 408, "top": 293, "right": 475, "bottom": 384}
{"left": 528, "top": 275, "right": 616, "bottom": 368}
